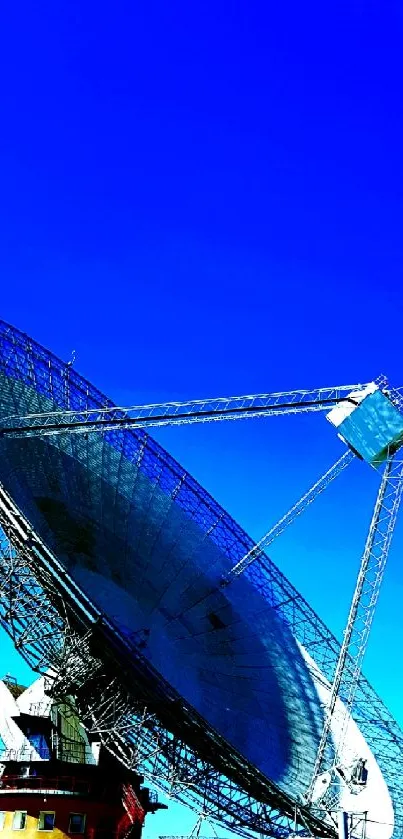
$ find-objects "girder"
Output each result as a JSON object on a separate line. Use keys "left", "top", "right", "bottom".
{"left": 0, "top": 383, "right": 369, "bottom": 438}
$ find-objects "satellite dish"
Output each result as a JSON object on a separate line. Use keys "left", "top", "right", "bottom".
{"left": 0, "top": 320, "right": 399, "bottom": 839}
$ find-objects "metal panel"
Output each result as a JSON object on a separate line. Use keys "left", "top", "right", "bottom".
{"left": 337, "top": 390, "right": 403, "bottom": 464}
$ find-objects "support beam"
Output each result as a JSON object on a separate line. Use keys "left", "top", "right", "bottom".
{"left": 225, "top": 450, "right": 355, "bottom": 582}
{"left": 306, "top": 454, "right": 403, "bottom": 805}
{"left": 0, "top": 384, "right": 368, "bottom": 439}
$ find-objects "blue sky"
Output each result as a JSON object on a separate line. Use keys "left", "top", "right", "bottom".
{"left": 0, "top": 0, "right": 403, "bottom": 835}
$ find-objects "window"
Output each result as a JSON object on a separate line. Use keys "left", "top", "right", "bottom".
{"left": 38, "top": 813, "right": 55, "bottom": 831}
{"left": 0, "top": 812, "right": 6, "bottom": 830}
{"left": 69, "top": 814, "right": 86, "bottom": 834}
{"left": 12, "top": 812, "right": 27, "bottom": 831}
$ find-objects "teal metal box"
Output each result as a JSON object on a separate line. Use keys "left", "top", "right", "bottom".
{"left": 338, "top": 389, "right": 403, "bottom": 465}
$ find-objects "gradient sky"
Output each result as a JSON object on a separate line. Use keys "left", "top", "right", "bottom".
{"left": 0, "top": 1, "right": 403, "bottom": 836}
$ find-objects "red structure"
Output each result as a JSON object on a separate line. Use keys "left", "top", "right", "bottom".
{"left": 0, "top": 754, "right": 163, "bottom": 839}
{"left": 0, "top": 676, "right": 166, "bottom": 839}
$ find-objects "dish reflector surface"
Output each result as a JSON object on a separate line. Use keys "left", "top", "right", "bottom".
{"left": 0, "top": 322, "right": 392, "bottom": 821}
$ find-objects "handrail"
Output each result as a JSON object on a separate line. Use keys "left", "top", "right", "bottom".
{"left": 0, "top": 775, "right": 92, "bottom": 795}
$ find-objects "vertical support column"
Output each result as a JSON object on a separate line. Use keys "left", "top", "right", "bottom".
{"left": 338, "top": 811, "right": 349, "bottom": 839}
{"left": 307, "top": 455, "right": 403, "bottom": 804}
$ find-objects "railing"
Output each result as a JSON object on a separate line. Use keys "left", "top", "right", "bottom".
{"left": 28, "top": 701, "right": 52, "bottom": 716}
{"left": 0, "top": 774, "right": 93, "bottom": 795}
{"left": 0, "top": 747, "right": 50, "bottom": 762}
{"left": 0, "top": 744, "right": 96, "bottom": 763}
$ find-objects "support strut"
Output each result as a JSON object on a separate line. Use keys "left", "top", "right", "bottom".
{"left": 0, "top": 384, "right": 367, "bottom": 439}
{"left": 225, "top": 450, "right": 354, "bottom": 582}
{"left": 307, "top": 454, "right": 403, "bottom": 805}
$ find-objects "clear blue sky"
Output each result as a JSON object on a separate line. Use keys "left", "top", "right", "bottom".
{"left": 0, "top": 1, "right": 403, "bottom": 836}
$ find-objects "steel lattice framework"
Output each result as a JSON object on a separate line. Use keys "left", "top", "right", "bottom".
{"left": 0, "top": 483, "right": 334, "bottom": 839}
{"left": 0, "top": 322, "right": 402, "bottom": 838}
{"left": 0, "top": 383, "right": 368, "bottom": 439}
{"left": 1, "top": 473, "right": 403, "bottom": 838}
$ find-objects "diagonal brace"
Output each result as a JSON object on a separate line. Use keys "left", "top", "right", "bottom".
{"left": 224, "top": 449, "right": 355, "bottom": 583}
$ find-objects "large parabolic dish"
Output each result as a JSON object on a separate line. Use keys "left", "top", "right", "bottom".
{"left": 0, "top": 321, "right": 402, "bottom": 838}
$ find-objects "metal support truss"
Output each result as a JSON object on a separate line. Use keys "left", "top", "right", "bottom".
{"left": 225, "top": 450, "right": 354, "bottom": 582}
{"left": 0, "top": 383, "right": 368, "bottom": 439}
{"left": 1, "top": 470, "right": 403, "bottom": 836}
{"left": 159, "top": 809, "right": 220, "bottom": 839}
{"left": 306, "top": 453, "right": 403, "bottom": 806}
{"left": 2, "top": 320, "right": 403, "bottom": 839}
{"left": 0, "top": 480, "right": 334, "bottom": 839}
{"left": 1, "top": 356, "right": 403, "bottom": 837}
